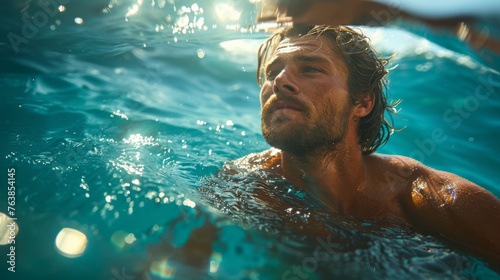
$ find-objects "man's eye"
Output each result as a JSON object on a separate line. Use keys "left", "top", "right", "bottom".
{"left": 304, "top": 67, "right": 321, "bottom": 73}
{"left": 266, "top": 70, "right": 280, "bottom": 80}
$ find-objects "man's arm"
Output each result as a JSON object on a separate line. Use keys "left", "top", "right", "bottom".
{"left": 403, "top": 167, "right": 500, "bottom": 269}
{"left": 256, "top": 0, "right": 500, "bottom": 55}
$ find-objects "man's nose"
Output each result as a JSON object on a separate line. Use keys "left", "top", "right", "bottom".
{"left": 272, "top": 69, "right": 299, "bottom": 94}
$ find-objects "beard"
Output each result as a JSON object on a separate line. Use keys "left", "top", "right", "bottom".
{"left": 261, "top": 100, "right": 352, "bottom": 159}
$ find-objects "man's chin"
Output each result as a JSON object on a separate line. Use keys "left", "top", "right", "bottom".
{"left": 263, "top": 115, "right": 302, "bottom": 130}
{"left": 263, "top": 130, "right": 305, "bottom": 150}
{"left": 263, "top": 123, "right": 299, "bottom": 139}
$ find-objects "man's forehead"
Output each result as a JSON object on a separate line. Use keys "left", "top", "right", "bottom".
{"left": 274, "top": 35, "right": 332, "bottom": 55}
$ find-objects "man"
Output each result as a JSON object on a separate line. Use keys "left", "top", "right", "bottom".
{"left": 234, "top": 25, "right": 500, "bottom": 268}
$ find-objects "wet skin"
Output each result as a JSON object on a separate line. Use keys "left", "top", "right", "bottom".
{"left": 236, "top": 35, "right": 500, "bottom": 268}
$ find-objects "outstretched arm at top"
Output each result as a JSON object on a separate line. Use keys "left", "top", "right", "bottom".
{"left": 256, "top": 0, "right": 500, "bottom": 55}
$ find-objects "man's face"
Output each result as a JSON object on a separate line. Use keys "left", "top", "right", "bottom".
{"left": 260, "top": 35, "right": 353, "bottom": 156}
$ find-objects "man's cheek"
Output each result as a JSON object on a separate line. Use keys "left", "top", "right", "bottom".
{"left": 260, "top": 84, "right": 273, "bottom": 103}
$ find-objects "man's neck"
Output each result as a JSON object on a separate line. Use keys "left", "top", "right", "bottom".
{"left": 279, "top": 139, "right": 368, "bottom": 213}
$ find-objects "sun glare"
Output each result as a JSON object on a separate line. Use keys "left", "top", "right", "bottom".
{"left": 215, "top": 3, "right": 241, "bottom": 21}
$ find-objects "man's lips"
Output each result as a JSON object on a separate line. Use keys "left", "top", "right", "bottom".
{"left": 270, "top": 100, "right": 303, "bottom": 113}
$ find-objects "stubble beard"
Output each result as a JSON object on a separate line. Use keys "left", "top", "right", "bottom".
{"left": 262, "top": 104, "right": 351, "bottom": 159}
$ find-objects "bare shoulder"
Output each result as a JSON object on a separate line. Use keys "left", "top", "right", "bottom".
{"left": 365, "top": 154, "right": 424, "bottom": 188}
{"left": 233, "top": 148, "right": 280, "bottom": 167}
{"left": 405, "top": 160, "right": 500, "bottom": 214}
{"left": 371, "top": 154, "right": 500, "bottom": 263}
{"left": 368, "top": 153, "right": 421, "bottom": 171}
{"left": 388, "top": 156, "right": 500, "bottom": 264}
{"left": 222, "top": 148, "right": 282, "bottom": 173}
{"left": 370, "top": 153, "right": 498, "bottom": 204}
{"left": 366, "top": 153, "right": 500, "bottom": 214}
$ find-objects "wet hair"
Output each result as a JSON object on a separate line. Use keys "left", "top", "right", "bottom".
{"left": 257, "top": 25, "right": 400, "bottom": 155}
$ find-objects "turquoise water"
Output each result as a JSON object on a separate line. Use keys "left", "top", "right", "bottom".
{"left": 1, "top": 1, "right": 500, "bottom": 279}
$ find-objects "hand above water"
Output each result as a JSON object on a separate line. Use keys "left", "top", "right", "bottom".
{"left": 256, "top": 0, "right": 500, "bottom": 55}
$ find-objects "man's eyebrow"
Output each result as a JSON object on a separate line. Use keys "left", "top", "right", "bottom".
{"left": 264, "top": 56, "right": 282, "bottom": 71}
{"left": 294, "top": 55, "right": 329, "bottom": 64}
{"left": 265, "top": 54, "right": 330, "bottom": 70}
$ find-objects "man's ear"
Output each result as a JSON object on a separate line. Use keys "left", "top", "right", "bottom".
{"left": 353, "top": 92, "right": 375, "bottom": 118}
